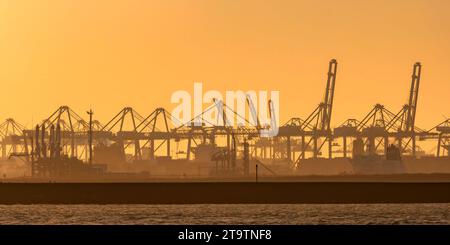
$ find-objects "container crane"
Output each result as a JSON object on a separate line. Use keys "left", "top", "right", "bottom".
{"left": 301, "top": 59, "right": 338, "bottom": 159}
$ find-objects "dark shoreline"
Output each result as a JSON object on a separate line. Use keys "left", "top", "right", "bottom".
{"left": 1, "top": 182, "right": 450, "bottom": 204}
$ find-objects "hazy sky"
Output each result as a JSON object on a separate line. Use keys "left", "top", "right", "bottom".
{"left": 1, "top": 0, "right": 449, "bottom": 129}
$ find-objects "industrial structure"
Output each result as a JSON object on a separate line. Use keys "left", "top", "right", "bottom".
{"left": 1, "top": 60, "right": 449, "bottom": 178}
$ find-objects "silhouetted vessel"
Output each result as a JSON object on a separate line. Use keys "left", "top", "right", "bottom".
{"left": 351, "top": 138, "right": 405, "bottom": 175}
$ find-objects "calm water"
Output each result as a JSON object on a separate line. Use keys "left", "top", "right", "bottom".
{"left": 0, "top": 204, "right": 449, "bottom": 225}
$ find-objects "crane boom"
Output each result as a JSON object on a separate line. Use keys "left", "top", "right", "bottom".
{"left": 320, "top": 59, "right": 338, "bottom": 131}
{"left": 404, "top": 62, "right": 421, "bottom": 132}
{"left": 246, "top": 95, "right": 261, "bottom": 130}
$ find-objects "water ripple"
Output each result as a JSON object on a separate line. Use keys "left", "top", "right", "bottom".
{"left": 0, "top": 204, "right": 449, "bottom": 224}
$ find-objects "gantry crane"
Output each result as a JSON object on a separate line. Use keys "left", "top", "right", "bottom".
{"left": 386, "top": 62, "right": 423, "bottom": 156}
{"left": 299, "top": 59, "right": 338, "bottom": 159}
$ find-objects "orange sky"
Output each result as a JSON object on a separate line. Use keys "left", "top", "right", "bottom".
{"left": 0, "top": 0, "right": 449, "bottom": 130}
